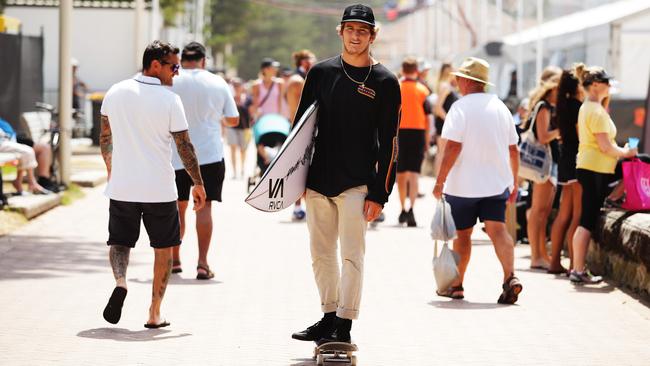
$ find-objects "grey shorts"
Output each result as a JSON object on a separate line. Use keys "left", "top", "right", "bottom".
{"left": 225, "top": 127, "right": 251, "bottom": 150}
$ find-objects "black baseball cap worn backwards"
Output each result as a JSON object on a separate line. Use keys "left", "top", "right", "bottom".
{"left": 182, "top": 41, "right": 206, "bottom": 61}
{"left": 341, "top": 4, "right": 375, "bottom": 26}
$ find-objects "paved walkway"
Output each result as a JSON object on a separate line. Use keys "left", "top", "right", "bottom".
{"left": 1, "top": 157, "right": 650, "bottom": 365}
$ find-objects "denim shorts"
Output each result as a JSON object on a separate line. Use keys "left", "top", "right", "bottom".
{"left": 444, "top": 189, "right": 510, "bottom": 230}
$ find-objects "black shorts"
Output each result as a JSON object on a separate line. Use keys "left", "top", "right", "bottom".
{"left": 175, "top": 160, "right": 225, "bottom": 202}
{"left": 557, "top": 146, "right": 578, "bottom": 185}
{"left": 445, "top": 189, "right": 510, "bottom": 230}
{"left": 108, "top": 200, "right": 181, "bottom": 248}
{"left": 434, "top": 118, "right": 444, "bottom": 136}
{"left": 397, "top": 129, "right": 426, "bottom": 173}
{"left": 576, "top": 169, "right": 615, "bottom": 232}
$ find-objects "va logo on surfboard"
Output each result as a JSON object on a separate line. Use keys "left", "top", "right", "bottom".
{"left": 245, "top": 103, "right": 319, "bottom": 213}
{"left": 268, "top": 178, "right": 284, "bottom": 210}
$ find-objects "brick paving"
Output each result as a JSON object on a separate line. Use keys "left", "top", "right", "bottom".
{"left": 1, "top": 162, "right": 650, "bottom": 365}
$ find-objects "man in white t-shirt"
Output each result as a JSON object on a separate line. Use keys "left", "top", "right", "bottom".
{"left": 433, "top": 57, "right": 522, "bottom": 305}
{"left": 170, "top": 42, "right": 239, "bottom": 280}
{"left": 99, "top": 41, "right": 206, "bottom": 328}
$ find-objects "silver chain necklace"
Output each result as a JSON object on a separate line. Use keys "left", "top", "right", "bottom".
{"left": 340, "top": 55, "right": 373, "bottom": 87}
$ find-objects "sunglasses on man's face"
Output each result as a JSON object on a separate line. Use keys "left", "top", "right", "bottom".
{"left": 160, "top": 60, "right": 180, "bottom": 73}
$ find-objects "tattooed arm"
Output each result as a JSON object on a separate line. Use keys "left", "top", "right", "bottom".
{"left": 171, "top": 130, "right": 206, "bottom": 210}
{"left": 99, "top": 115, "right": 112, "bottom": 179}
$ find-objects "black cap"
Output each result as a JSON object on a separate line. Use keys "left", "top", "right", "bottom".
{"left": 341, "top": 4, "right": 375, "bottom": 26}
{"left": 260, "top": 57, "right": 280, "bottom": 69}
{"left": 182, "top": 41, "right": 206, "bottom": 61}
{"left": 584, "top": 68, "right": 613, "bottom": 86}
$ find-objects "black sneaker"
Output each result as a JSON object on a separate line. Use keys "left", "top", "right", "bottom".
{"left": 407, "top": 209, "right": 417, "bottom": 227}
{"left": 317, "top": 317, "right": 352, "bottom": 345}
{"left": 37, "top": 176, "right": 60, "bottom": 193}
{"left": 398, "top": 210, "right": 408, "bottom": 224}
{"left": 291, "top": 313, "right": 336, "bottom": 341}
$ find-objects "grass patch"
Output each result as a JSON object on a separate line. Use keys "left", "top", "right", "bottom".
{"left": 61, "top": 183, "right": 85, "bottom": 205}
{"left": 0, "top": 210, "right": 28, "bottom": 236}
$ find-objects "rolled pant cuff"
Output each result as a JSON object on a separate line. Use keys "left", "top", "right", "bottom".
{"left": 321, "top": 303, "right": 338, "bottom": 313}
{"left": 336, "top": 307, "right": 359, "bottom": 320}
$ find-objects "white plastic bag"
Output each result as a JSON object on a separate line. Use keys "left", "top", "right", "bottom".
{"left": 432, "top": 241, "right": 460, "bottom": 292}
{"left": 430, "top": 198, "right": 457, "bottom": 241}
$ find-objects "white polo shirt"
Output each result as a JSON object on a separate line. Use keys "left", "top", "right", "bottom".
{"left": 101, "top": 74, "right": 189, "bottom": 202}
{"left": 170, "top": 69, "right": 239, "bottom": 170}
{"left": 441, "top": 93, "right": 518, "bottom": 198}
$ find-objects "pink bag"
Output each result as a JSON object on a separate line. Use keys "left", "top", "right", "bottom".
{"left": 622, "top": 158, "right": 650, "bottom": 211}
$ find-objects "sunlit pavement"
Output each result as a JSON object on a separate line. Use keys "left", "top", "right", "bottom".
{"left": 1, "top": 148, "right": 649, "bottom": 366}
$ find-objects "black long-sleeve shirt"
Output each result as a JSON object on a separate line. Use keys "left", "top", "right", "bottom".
{"left": 294, "top": 55, "right": 401, "bottom": 205}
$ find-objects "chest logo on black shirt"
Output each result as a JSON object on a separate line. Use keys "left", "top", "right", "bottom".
{"left": 358, "top": 84, "right": 376, "bottom": 99}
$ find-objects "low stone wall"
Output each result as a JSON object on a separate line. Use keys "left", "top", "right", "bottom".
{"left": 587, "top": 210, "right": 650, "bottom": 299}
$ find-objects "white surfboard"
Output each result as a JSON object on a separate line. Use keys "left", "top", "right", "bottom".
{"left": 245, "top": 103, "right": 318, "bottom": 212}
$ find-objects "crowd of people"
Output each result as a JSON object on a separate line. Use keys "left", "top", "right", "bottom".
{"left": 92, "top": 2, "right": 644, "bottom": 348}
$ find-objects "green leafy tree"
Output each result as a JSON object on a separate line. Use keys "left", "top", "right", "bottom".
{"left": 206, "top": 0, "right": 388, "bottom": 79}
{"left": 160, "top": 0, "right": 186, "bottom": 27}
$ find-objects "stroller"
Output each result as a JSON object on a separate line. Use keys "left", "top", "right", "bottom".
{"left": 247, "top": 113, "right": 291, "bottom": 193}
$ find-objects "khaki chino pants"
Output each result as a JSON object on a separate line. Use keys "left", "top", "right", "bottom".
{"left": 305, "top": 185, "right": 368, "bottom": 320}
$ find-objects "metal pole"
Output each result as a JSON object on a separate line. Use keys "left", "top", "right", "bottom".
{"left": 481, "top": 0, "right": 488, "bottom": 44}
{"left": 58, "top": 0, "right": 72, "bottom": 185}
{"left": 536, "top": 0, "right": 543, "bottom": 80}
{"left": 151, "top": 0, "right": 160, "bottom": 41}
{"left": 517, "top": 0, "right": 523, "bottom": 98}
{"left": 135, "top": 0, "right": 145, "bottom": 72}
{"left": 496, "top": 0, "right": 503, "bottom": 36}
{"left": 195, "top": 0, "right": 205, "bottom": 43}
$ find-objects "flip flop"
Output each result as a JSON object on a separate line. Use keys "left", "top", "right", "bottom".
{"left": 171, "top": 261, "right": 182, "bottom": 274}
{"left": 196, "top": 264, "right": 214, "bottom": 280}
{"left": 144, "top": 320, "right": 170, "bottom": 329}
{"left": 103, "top": 287, "right": 127, "bottom": 324}
{"left": 436, "top": 285, "right": 464, "bottom": 300}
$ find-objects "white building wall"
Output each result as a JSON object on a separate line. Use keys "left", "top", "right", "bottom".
{"left": 619, "top": 13, "right": 650, "bottom": 99}
{"left": 6, "top": 6, "right": 151, "bottom": 100}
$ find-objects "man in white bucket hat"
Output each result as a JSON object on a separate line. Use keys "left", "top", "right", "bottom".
{"left": 432, "top": 57, "right": 523, "bottom": 304}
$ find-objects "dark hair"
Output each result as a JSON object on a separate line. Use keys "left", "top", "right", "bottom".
{"left": 556, "top": 69, "right": 580, "bottom": 141}
{"left": 142, "top": 40, "right": 179, "bottom": 71}
{"left": 182, "top": 41, "right": 206, "bottom": 62}
{"left": 402, "top": 57, "right": 418, "bottom": 74}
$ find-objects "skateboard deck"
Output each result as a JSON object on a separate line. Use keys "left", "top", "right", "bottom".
{"left": 314, "top": 342, "right": 358, "bottom": 365}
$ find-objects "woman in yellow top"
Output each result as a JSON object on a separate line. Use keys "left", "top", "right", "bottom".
{"left": 570, "top": 63, "right": 637, "bottom": 285}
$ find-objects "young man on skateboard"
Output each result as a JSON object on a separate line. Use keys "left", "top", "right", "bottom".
{"left": 100, "top": 41, "right": 206, "bottom": 328}
{"left": 290, "top": 4, "right": 401, "bottom": 344}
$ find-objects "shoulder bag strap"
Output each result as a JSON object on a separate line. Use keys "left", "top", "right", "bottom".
{"left": 258, "top": 81, "right": 276, "bottom": 108}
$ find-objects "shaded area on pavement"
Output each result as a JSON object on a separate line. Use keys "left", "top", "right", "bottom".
{"left": 77, "top": 327, "right": 192, "bottom": 342}
{"left": 0, "top": 235, "right": 112, "bottom": 280}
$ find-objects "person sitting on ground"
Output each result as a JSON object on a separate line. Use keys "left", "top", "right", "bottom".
{"left": 0, "top": 119, "right": 51, "bottom": 195}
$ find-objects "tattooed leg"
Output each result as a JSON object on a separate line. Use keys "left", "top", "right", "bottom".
{"left": 149, "top": 247, "right": 173, "bottom": 325}
{"left": 109, "top": 246, "right": 130, "bottom": 288}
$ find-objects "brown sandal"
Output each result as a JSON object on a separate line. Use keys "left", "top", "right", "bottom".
{"left": 498, "top": 275, "right": 522, "bottom": 304}
{"left": 196, "top": 264, "right": 214, "bottom": 280}
{"left": 436, "top": 285, "right": 464, "bottom": 300}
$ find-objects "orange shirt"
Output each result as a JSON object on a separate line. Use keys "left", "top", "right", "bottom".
{"left": 399, "top": 79, "right": 430, "bottom": 130}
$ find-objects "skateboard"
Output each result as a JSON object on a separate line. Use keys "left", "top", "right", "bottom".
{"left": 314, "top": 342, "right": 358, "bottom": 365}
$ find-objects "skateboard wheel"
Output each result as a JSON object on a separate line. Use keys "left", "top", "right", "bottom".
{"left": 350, "top": 355, "right": 357, "bottom": 365}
